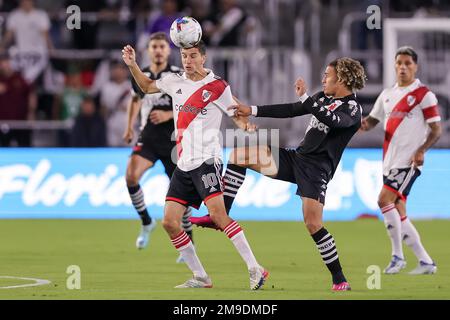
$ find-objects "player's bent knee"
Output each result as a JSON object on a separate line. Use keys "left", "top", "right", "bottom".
{"left": 304, "top": 221, "right": 323, "bottom": 235}
{"left": 161, "top": 217, "right": 179, "bottom": 233}
{"left": 125, "top": 172, "right": 140, "bottom": 186}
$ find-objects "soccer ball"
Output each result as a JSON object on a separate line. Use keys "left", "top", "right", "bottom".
{"left": 169, "top": 16, "right": 202, "bottom": 48}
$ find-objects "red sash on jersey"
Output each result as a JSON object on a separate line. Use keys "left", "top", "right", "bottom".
{"left": 383, "top": 86, "right": 429, "bottom": 159}
{"left": 176, "top": 79, "right": 227, "bottom": 158}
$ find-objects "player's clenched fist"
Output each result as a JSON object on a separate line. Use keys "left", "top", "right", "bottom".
{"left": 295, "top": 77, "right": 307, "bottom": 97}
{"left": 122, "top": 45, "right": 136, "bottom": 66}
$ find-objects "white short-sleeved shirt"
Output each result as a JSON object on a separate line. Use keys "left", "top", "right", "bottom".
{"left": 370, "top": 79, "right": 440, "bottom": 175}
{"left": 156, "top": 69, "right": 235, "bottom": 171}
{"left": 7, "top": 8, "right": 50, "bottom": 53}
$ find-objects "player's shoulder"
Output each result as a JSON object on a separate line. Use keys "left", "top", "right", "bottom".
{"left": 168, "top": 65, "right": 182, "bottom": 73}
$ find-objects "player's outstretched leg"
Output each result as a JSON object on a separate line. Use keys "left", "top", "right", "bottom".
{"left": 190, "top": 156, "right": 248, "bottom": 229}
{"left": 303, "top": 198, "right": 350, "bottom": 291}
{"left": 401, "top": 216, "right": 437, "bottom": 274}
{"left": 163, "top": 201, "right": 212, "bottom": 288}
{"left": 177, "top": 207, "right": 194, "bottom": 263}
{"left": 206, "top": 195, "right": 268, "bottom": 290}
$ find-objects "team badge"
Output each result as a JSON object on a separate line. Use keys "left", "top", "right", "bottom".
{"left": 407, "top": 95, "right": 416, "bottom": 106}
{"left": 202, "top": 90, "right": 212, "bottom": 102}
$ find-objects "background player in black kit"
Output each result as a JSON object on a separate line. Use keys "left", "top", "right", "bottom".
{"left": 123, "top": 32, "right": 193, "bottom": 261}
{"left": 192, "top": 57, "right": 367, "bottom": 291}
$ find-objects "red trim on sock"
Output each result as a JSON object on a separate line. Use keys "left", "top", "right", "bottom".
{"left": 400, "top": 216, "right": 408, "bottom": 222}
{"left": 381, "top": 203, "right": 396, "bottom": 214}
{"left": 171, "top": 231, "right": 191, "bottom": 249}
{"left": 203, "top": 192, "right": 223, "bottom": 203}
{"left": 224, "top": 220, "right": 242, "bottom": 238}
{"left": 383, "top": 185, "right": 407, "bottom": 202}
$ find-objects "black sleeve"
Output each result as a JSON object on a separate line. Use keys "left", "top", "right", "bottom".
{"left": 304, "top": 100, "right": 362, "bottom": 129}
{"left": 256, "top": 93, "right": 321, "bottom": 118}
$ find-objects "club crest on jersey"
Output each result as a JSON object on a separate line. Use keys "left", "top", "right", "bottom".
{"left": 407, "top": 95, "right": 416, "bottom": 106}
{"left": 202, "top": 90, "right": 212, "bottom": 102}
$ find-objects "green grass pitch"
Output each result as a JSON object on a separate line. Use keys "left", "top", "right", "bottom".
{"left": 0, "top": 219, "right": 449, "bottom": 299}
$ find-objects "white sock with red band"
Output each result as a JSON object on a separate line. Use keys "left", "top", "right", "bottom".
{"left": 381, "top": 203, "right": 404, "bottom": 259}
{"left": 224, "top": 220, "right": 259, "bottom": 270}
{"left": 171, "top": 231, "right": 207, "bottom": 278}
{"left": 401, "top": 217, "right": 434, "bottom": 264}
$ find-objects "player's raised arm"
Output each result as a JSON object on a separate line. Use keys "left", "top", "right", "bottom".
{"left": 228, "top": 77, "right": 316, "bottom": 119}
{"left": 122, "top": 45, "right": 160, "bottom": 94}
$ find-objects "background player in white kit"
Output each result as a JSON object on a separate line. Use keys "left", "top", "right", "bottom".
{"left": 122, "top": 41, "right": 268, "bottom": 290}
{"left": 361, "top": 47, "right": 442, "bottom": 275}
{"left": 122, "top": 33, "right": 193, "bottom": 263}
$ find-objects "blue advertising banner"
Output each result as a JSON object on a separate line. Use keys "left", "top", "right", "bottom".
{"left": 0, "top": 148, "right": 449, "bottom": 220}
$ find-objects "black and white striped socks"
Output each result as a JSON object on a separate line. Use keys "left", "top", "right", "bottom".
{"left": 312, "top": 227, "right": 346, "bottom": 284}
{"left": 223, "top": 164, "right": 247, "bottom": 214}
{"left": 127, "top": 184, "right": 152, "bottom": 226}
{"left": 182, "top": 207, "right": 194, "bottom": 242}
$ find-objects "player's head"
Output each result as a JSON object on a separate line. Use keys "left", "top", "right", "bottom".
{"left": 323, "top": 57, "right": 366, "bottom": 96}
{"left": 180, "top": 40, "right": 206, "bottom": 76}
{"left": 147, "top": 32, "right": 171, "bottom": 66}
{"left": 395, "top": 46, "right": 418, "bottom": 86}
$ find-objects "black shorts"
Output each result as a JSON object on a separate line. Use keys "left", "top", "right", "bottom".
{"left": 166, "top": 159, "right": 224, "bottom": 209}
{"left": 383, "top": 167, "right": 421, "bottom": 201}
{"left": 272, "top": 147, "right": 330, "bottom": 204}
{"left": 131, "top": 128, "right": 176, "bottom": 178}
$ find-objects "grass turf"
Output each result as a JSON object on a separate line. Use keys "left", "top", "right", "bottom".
{"left": 0, "top": 219, "right": 448, "bottom": 300}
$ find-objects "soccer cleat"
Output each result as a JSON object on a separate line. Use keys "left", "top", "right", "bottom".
{"left": 176, "top": 254, "right": 185, "bottom": 264}
{"left": 332, "top": 281, "right": 351, "bottom": 291}
{"left": 383, "top": 255, "right": 407, "bottom": 274}
{"left": 136, "top": 219, "right": 157, "bottom": 249}
{"left": 189, "top": 215, "right": 220, "bottom": 230}
{"left": 249, "top": 266, "right": 269, "bottom": 290}
{"left": 408, "top": 261, "right": 437, "bottom": 275}
{"left": 174, "top": 276, "right": 213, "bottom": 289}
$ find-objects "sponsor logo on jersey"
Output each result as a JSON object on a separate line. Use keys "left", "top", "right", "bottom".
{"left": 176, "top": 89, "right": 182, "bottom": 94}
{"left": 175, "top": 103, "right": 207, "bottom": 115}
{"left": 308, "top": 116, "right": 330, "bottom": 133}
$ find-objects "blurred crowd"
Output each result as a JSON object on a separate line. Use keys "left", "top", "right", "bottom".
{"left": 0, "top": 0, "right": 449, "bottom": 147}
{"left": 0, "top": 0, "right": 253, "bottom": 147}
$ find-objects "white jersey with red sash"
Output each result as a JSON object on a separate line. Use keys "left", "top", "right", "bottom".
{"left": 370, "top": 79, "right": 440, "bottom": 175}
{"left": 156, "top": 69, "right": 234, "bottom": 172}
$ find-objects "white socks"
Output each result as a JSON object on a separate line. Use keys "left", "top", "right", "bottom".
{"left": 171, "top": 231, "right": 208, "bottom": 278}
{"left": 401, "top": 217, "right": 433, "bottom": 264}
{"left": 224, "top": 221, "right": 260, "bottom": 270}
{"left": 381, "top": 204, "right": 404, "bottom": 259}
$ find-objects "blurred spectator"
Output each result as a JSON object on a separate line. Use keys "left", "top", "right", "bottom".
{"left": 99, "top": 60, "right": 131, "bottom": 146}
{"left": 53, "top": 67, "right": 87, "bottom": 146}
{"left": 0, "top": 0, "right": 53, "bottom": 83}
{"left": 202, "top": 0, "right": 247, "bottom": 47}
{"left": 0, "top": 52, "right": 36, "bottom": 147}
{"left": 71, "top": 96, "right": 107, "bottom": 147}
{"left": 146, "top": 0, "right": 184, "bottom": 41}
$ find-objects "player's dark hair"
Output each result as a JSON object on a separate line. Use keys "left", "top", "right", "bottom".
{"left": 182, "top": 40, "right": 206, "bottom": 56}
{"left": 395, "top": 46, "right": 418, "bottom": 63}
{"left": 328, "top": 57, "right": 366, "bottom": 91}
{"left": 148, "top": 32, "right": 170, "bottom": 45}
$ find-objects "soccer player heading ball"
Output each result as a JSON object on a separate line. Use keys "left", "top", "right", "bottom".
{"left": 122, "top": 37, "right": 267, "bottom": 290}
{"left": 192, "top": 57, "right": 367, "bottom": 291}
